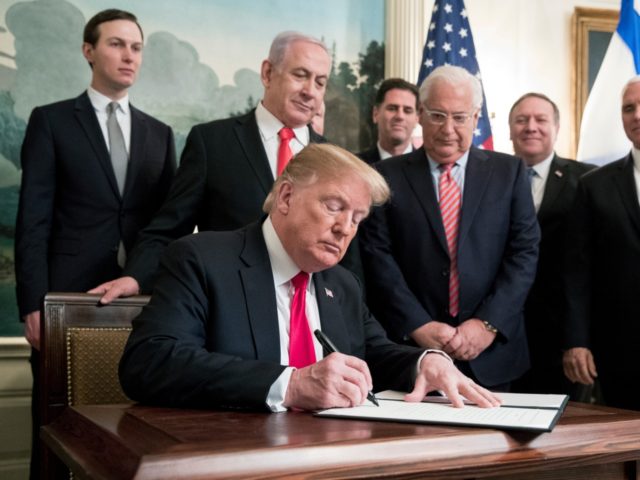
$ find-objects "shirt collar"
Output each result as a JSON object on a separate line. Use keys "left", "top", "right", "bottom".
{"left": 262, "top": 216, "right": 312, "bottom": 289}
{"left": 87, "top": 86, "right": 130, "bottom": 115}
{"left": 529, "top": 152, "right": 554, "bottom": 181}
{"left": 632, "top": 147, "right": 640, "bottom": 171}
{"left": 377, "top": 142, "right": 413, "bottom": 160}
{"left": 255, "top": 101, "right": 310, "bottom": 145}
{"left": 426, "top": 149, "right": 470, "bottom": 173}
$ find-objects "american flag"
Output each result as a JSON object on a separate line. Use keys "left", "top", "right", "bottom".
{"left": 417, "top": 0, "right": 493, "bottom": 150}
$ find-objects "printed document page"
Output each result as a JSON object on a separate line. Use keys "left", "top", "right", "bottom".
{"left": 376, "top": 390, "right": 569, "bottom": 409}
{"left": 316, "top": 398, "right": 564, "bottom": 432}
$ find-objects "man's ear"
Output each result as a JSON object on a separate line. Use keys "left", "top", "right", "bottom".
{"left": 275, "top": 181, "right": 294, "bottom": 215}
{"left": 372, "top": 105, "right": 380, "bottom": 125}
{"left": 260, "top": 59, "right": 273, "bottom": 88}
{"left": 82, "top": 42, "right": 94, "bottom": 65}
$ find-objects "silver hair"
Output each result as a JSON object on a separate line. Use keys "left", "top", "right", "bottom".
{"left": 419, "top": 65, "right": 483, "bottom": 110}
{"left": 268, "top": 31, "right": 328, "bottom": 69}
{"left": 622, "top": 75, "right": 640, "bottom": 101}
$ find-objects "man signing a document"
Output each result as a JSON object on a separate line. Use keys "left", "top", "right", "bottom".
{"left": 119, "top": 144, "right": 501, "bottom": 412}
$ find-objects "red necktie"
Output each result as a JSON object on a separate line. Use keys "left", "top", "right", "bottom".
{"left": 277, "top": 127, "right": 295, "bottom": 176}
{"left": 439, "top": 164, "right": 461, "bottom": 317}
{"left": 289, "top": 271, "right": 316, "bottom": 368}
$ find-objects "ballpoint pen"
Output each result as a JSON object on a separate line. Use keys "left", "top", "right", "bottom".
{"left": 313, "top": 329, "right": 380, "bottom": 407}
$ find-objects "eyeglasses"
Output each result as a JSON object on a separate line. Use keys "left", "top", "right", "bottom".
{"left": 423, "top": 109, "right": 475, "bottom": 126}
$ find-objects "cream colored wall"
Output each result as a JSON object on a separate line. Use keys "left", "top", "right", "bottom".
{"left": 0, "top": 338, "right": 31, "bottom": 479}
{"left": 386, "top": 0, "right": 620, "bottom": 158}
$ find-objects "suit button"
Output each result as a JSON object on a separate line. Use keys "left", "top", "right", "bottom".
{"left": 441, "top": 268, "right": 449, "bottom": 277}
{"left": 111, "top": 245, "right": 118, "bottom": 253}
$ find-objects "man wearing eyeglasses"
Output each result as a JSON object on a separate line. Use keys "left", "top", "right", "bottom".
{"left": 360, "top": 65, "right": 539, "bottom": 390}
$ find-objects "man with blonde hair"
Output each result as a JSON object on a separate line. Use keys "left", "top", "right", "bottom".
{"left": 119, "top": 144, "right": 500, "bottom": 411}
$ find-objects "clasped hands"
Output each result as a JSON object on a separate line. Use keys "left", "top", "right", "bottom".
{"left": 283, "top": 351, "right": 500, "bottom": 411}
{"left": 411, "top": 318, "right": 496, "bottom": 362}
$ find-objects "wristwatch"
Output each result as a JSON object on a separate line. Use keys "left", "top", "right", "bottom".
{"left": 483, "top": 321, "right": 498, "bottom": 334}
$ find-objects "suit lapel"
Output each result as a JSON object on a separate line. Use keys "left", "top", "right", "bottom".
{"left": 402, "top": 149, "right": 449, "bottom": 254}
{"left": 458, "top": 148, "right": 492, "bottom": 247}
{"left": 314, "top": 272, "right": 352, "bottom": 355}
{"left": 74, "top": 92, "right": 121, "bottom": 198}
{"left": 123, "top": 105, "right": 147, "bottom": 198}
{"left": 233, "top": 111, "right": 274, "bottom": 195}
{"left": 537, "top": 155, "right": 567, "bottom": 220}
{"left": 239, "top": 222, "right": 281, "bottom": 362}
{"left": 613, "top": 154, "right": 640, "bottom": 236}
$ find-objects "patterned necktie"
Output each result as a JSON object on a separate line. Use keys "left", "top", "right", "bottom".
{"left": 277, "top": 127, "right": 295, "bottom": 176}
{"left": 439, "top": 164, "right": 461, "bottom": 317}
{"left": 107, "top": 102, "right": 128, "bottom": 195}
{"left": 289, "top": 271, "right": 316, "bottom": 368}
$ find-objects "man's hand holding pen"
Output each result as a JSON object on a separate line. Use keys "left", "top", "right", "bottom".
{"left": 283, "top": 329, "right": 501, "bottom": 412}
{"left": 283, "top": 352, "right": 375, "bottom": 411}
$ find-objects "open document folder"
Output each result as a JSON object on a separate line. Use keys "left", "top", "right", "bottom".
{"left": 315, "top": 390, "right": 569, "bottom": 432}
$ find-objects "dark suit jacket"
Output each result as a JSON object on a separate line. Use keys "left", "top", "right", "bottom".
{"left": 357, "top": 146, "right": 382, "bottom": 165}
{"left": 359, "top": 147, "right": 540, "bottom": 387}
{"left": 564, "top": 154, "right": 640, "bottom": 377}
{"left": 119, "top": 221, "right": 423, "bottom": 410}
{"left": 124, "top": 109, "right": 326, "bottom": 291}
{"left": 15, "top": 92, "right": 176, "bottom": 317}
{"left": 521, "top": 155, "right": 595, "bottom": 391}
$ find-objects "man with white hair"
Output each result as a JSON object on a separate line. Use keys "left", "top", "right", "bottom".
{"left": 91, "top": 31, "right": 334, "bottom": 300}
{"left": 563, "top": 75, "right": 640, "bottom": 411}
{"left": 360, "top": 65, "right": 540, "bottom": 390}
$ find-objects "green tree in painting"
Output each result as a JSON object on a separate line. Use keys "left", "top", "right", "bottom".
{"left": 325, "top": 40, "right": 384, "bottom": 152}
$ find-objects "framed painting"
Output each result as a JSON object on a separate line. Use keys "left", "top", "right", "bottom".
{"left": 0, "top": 0, "right": 385, "bottom": 336}
{"left": 572, "top": 6, "right": 619, "bottom": 153}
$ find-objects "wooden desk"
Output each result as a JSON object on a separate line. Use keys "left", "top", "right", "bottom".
{"left": 42, "top": 402, "right": 640, "bottom": 480}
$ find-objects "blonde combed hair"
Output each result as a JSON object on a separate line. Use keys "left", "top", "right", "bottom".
{"left": 263, "top": 144, "right": 390, "bottom": 213}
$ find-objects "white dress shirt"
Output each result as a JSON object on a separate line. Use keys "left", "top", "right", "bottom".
{"left": 377, "top": 141, "right": 413, "bottom": 160}
{"left": 632, "top": 148, "right": 640, "bottom": 206}
{"left": 255, "top": 102, "right": 310, "bottom": 178}
{"left": 263, "top": 217, "right": 322, "bottom": 411}
{"left": 87, "top": 86, "right": 131, "bottom": 154}
{"left": 261, "top": 218, "right": 446, "bottom": 411}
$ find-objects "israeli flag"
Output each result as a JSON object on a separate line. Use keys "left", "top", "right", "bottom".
{"left": 577, "top": 0, "right": 640, "bottom": 166}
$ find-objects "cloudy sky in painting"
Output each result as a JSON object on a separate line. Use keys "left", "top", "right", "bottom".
{"left": 0, "top": 0, "right": 383, "bottom": 86}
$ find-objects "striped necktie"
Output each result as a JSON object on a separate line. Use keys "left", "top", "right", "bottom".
{"left": 439, "top": 163, "right": 461, "bottom": 317}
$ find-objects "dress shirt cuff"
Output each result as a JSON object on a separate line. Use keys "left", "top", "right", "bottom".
{"left": 266, "top": 366, "right": 294, "bottom": 412}
{"left": 415, "top": 349, "right": 453, "bottom": 376}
